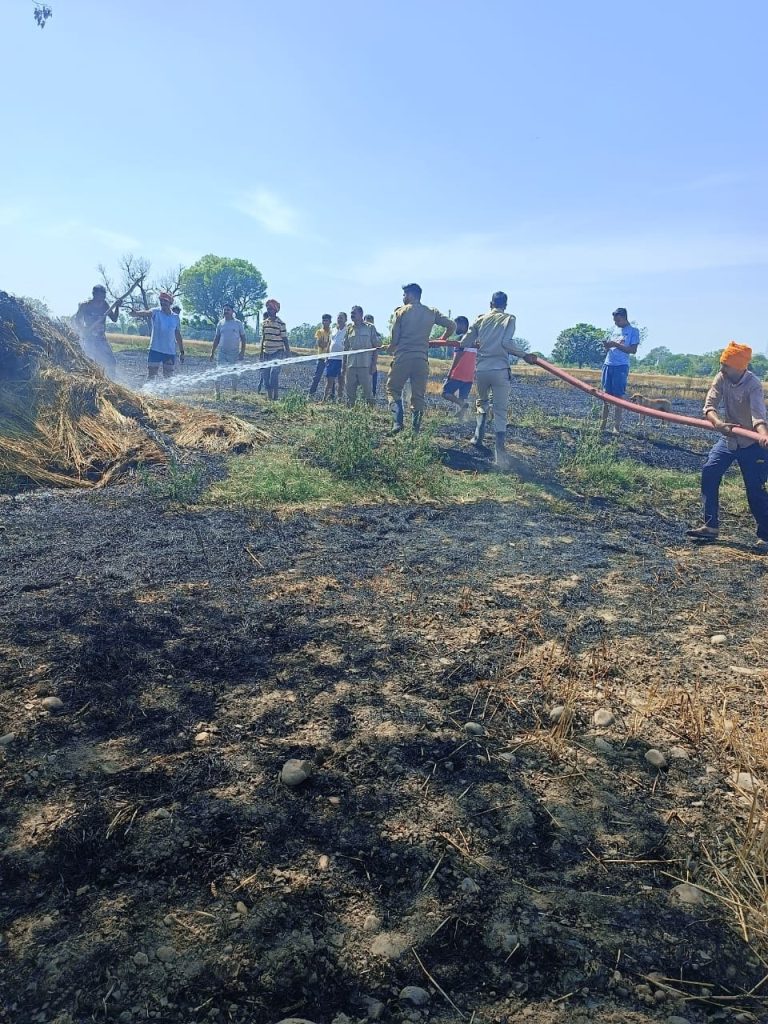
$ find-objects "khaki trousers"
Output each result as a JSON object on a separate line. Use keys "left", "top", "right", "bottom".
{"left": 475, "top": 367, "right": 511, "bottom": 432}
{"left": 387, "top": 355, "right": 429, "bottom": 413}
{"left": 346, "top": 365, "right": 373, "bottom": 404}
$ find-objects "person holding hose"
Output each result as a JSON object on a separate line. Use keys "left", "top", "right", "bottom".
{"left": 464, "top": 291, "right": 537, "bottom": 467}
{"left": 388, "top": 283, "right": 455, "bottom": 434}
{"left": 687, "top": 342, "right": 768, "bottom": 552}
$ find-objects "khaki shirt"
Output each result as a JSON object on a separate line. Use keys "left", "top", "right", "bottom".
{"left": 704, "top": 370, "right": 768, "bottom": 449}
{"left": 391, "top": 302, "right": 455, "bottom": 359}
{"left": 344, "top": 322, "right": 380, "bottom": 369}
{"left": 464, "top": 309, "right": 525, "bottom": 372}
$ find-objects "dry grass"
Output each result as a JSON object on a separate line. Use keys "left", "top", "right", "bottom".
{"left": 0, "top": 295, "right": 267, "bottom": 489}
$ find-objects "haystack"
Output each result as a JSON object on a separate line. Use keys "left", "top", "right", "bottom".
{"left": 0, "top": 291, "right": 267, "bottom": 489}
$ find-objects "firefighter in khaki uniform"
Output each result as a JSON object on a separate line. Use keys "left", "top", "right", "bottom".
{"left": 387, "top": 283, "right": 455, "bottom": 434}
{"left": 464, "top": 291, "right": 537, "bottom": 467}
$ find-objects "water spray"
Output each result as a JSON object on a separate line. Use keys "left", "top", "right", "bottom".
{"left": 143, "top": 348, "right": 375, "bottom": 398}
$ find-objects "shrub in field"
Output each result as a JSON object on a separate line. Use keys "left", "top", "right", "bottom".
{"left": 275, "top": 390, "right": 309, "bottom": 418}
{"left": 139, "top": 460, "right": 203, "bottom": 502}
{"left": 308, "top": 403, "right": 446, "bottom": 499}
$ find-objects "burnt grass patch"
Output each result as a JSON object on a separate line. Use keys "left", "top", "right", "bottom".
{"left": 2, "top": 369, "right": 768, "bottom": 1023}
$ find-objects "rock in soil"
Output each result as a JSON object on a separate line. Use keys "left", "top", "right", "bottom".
{"left": 593, "top": 709, "right": 615, "bottom": 727}
{"left": 549, "top": 704, "right": 571, "bottom": 724}
{"left": 399, "top": 985, "right": 430, "bottom": 1006}
{"left": 132, "top": 952, "right": 149, "bottom": 967}
{"left": 40, "top": 696, "right": 64, "bottom": 711}
{"left": 364, "top": 997, "right": 385, "bottom": 1020}
{"left": 710, "top": 633, "right": 728, "bottom": 645}
{"left": 0, "top": 733, "right": 16, "bottom": 746}
{"left": 154, "top": 945, "right": 178, "bottom": 963}
{"left": 731, "top": 770, "right": 761, "bottom": 793}
{"left": 281, "top": 758, "right": 313, "bottom": 787}
{"left": 464, "top": 721, "right": 485, "bottom": 736}
{"left": 645, "top": 748, "right": 667, "bottom": 768}
{"left": 668, "top": 746, "right": 690, "bottom": 760}
{"left": 671, "top": 883, "right": 705, "bottom": 906}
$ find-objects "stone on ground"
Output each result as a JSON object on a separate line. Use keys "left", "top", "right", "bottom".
{"left": 399, "top": 985, "right": 430, "bottom": 1006}
{"left": 645, "top": 748, "right": 667, "bottom": 769}
{"left": 281, "top": 758, "right": 313, "bottom": 787}
{"left": 671, "top": 882, "right": 705, "bottom": 906}
{"left": 41, "top": 696, "right": 64, "bottom": 711}
{"left": 593, "top": 709, "right": 615, "bottom": 727}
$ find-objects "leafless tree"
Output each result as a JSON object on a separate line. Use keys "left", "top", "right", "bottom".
{"left": 154, "top": 265, "right": 185, "bottom": 301}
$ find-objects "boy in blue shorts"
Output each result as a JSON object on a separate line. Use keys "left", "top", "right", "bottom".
{"left": 600, "top": 307, "right": 640, "bottom": 434}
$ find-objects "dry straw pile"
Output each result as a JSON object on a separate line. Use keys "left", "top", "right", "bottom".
{"left": 0, "top": 291, "right": 266, "bottom": 489}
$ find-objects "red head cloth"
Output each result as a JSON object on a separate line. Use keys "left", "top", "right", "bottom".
{"left": 265, "top": 298, "right": 280, "bottom": 313}
{"left": 158, "top": 291, "right": 173, "bottom": 304}
{"left": 720, "top": 341, "right": 752, "bottom": 372}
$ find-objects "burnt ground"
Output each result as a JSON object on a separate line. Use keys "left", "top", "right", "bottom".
{"left": 1, "top": 355, "right": 767, "bottom": 1024}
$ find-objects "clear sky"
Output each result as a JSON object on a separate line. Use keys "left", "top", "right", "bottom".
{"left": 1, "top": 0, "right": 766, "bottom": 355}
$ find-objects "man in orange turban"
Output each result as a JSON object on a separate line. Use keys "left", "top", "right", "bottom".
{"left": 687, "top": 342, "right": 768, "bottom": 552}
{"left": 259, "top": 298, "right": 290, "bottom": 399}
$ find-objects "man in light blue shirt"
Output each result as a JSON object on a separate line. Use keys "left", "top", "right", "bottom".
{"left": 131, "top": 291, "right": 185, "bottom": 380}
{"left": 601, "top": 307, "right": 640, "bottom": 433}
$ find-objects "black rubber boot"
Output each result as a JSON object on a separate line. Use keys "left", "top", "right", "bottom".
{"left": 388, "top": 399, "right": 404, "bottom": 436}
{"left": 494, "top": 431, "right": 509, "bottom": 469}
{"left": 411, "top": 409, "right": 423, "bottom": 434}
{"left": 472, "top": 412, "right": 488, "bottom": 449}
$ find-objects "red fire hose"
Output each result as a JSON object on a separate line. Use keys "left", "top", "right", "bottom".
{"left": 530, "top": 356, "right": 767, "bottom": 445}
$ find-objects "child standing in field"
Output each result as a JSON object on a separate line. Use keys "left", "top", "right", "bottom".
{"left": 430, "top": 315, "right": 473, "bottom": 419}
{"left": 686, "top": 342, "right": 768, "bottom": 552}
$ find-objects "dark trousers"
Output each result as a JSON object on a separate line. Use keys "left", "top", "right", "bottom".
{"left": 309, "top": 358, "right": 327, "bottom": 395}
{"left": 702, "top": 439, "right": 768, "bottom": 540}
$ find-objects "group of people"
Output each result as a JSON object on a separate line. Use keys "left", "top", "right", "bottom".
{"left": 303, "top": 284, "right": 534, "bottom": 468}
{"left": 72, "top": 280, "right": 768, "bottom": 552}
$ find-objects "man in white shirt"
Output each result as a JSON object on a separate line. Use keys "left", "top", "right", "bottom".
{"left": 324, "top": 312, "right": 348, "bottom": 402}
{"left": 210, "top": 303, "right": 247, "bottom": 399}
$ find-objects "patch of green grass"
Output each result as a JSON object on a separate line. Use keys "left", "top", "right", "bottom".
{"left": 206, "top": 450, "right": 359, "bottom": 506}
{"left": 139, "top": 460, "right": 203, "bottom": 502}
{"left": 307, "top": 403, "right": 447, "bottom": 499}
{"left": 555, "top": 429, "right": 748, "bottom": 516}
{"left": 273, "top": 390, "right": 310, "bottom": 418}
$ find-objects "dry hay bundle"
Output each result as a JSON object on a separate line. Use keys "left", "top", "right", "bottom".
{"left": 0, "top": 291, "right": 267, "bottom": 489}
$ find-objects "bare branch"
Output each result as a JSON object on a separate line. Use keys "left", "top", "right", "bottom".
{"left": 153, "top": 264, "right": 185, "bottom": 300}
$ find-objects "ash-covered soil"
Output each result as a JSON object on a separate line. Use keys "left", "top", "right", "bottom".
{"left": 1, "top": 483, "right": 767, "bottom": 1024}
{"left": 1, "top": 352, "right": 766, "bottom": 1024}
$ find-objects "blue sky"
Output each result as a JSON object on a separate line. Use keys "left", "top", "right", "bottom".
{"left": 1, "top": 0, "right": 766, "bottom": 355}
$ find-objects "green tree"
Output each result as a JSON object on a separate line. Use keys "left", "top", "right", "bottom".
{"left": 507, "top": 337, "right": 530, "bottom": 364}
{"left": 551, "top": 323, "right": 608, "bottom": 368}
{"left": 639, "top": 346, "right": 672, "bottom": 369}
{"left": 288, "top": 323, "right": 318, "bottom": 349}
{"left": 180, "top": 255, "right": 267, "bottom": 327}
